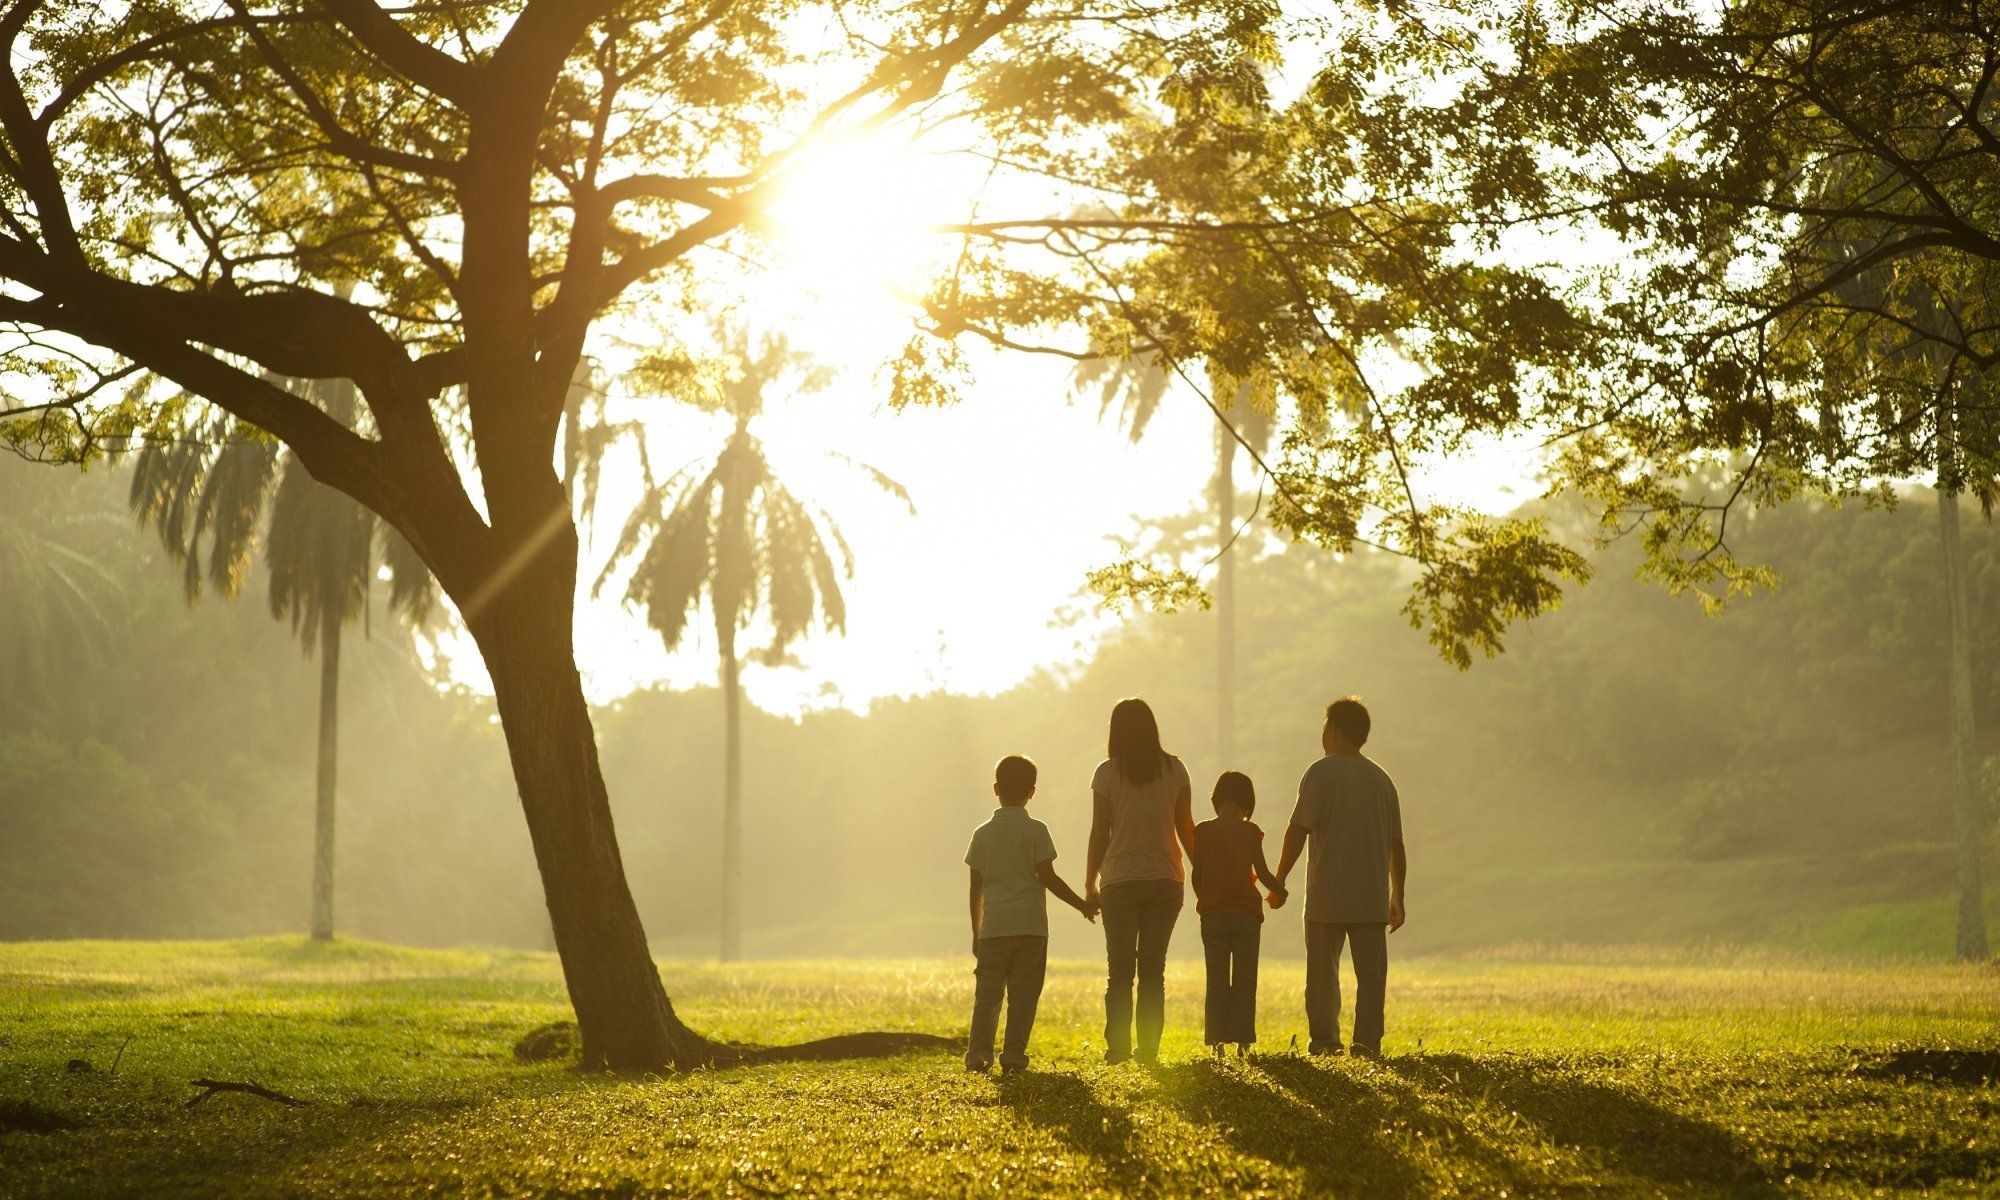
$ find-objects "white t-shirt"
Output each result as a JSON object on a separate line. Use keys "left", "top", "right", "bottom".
{"left": 1092, "top": 754, "right": 1191, "bottom": 886}
{"left": 964, "top": 807, "right": 1059, "bottom": 938}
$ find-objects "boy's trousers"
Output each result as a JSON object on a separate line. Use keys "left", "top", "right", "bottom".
{"left": 967, "top": 934, "right": 1048, "bottom": 1069}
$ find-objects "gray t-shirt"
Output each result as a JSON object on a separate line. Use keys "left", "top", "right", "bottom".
{"left": 1091, "top": 754, "right": 1192, "bottom": 886}
{"left": 1288, "top": 754, "right": 1402, "bottom": 924}
{"left": 964, "top": 807, "right": 1059, "bottom": 938}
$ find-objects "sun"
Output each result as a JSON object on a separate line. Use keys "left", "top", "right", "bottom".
{"left": 756, "top": 132, "right": 960, "bottom": 305}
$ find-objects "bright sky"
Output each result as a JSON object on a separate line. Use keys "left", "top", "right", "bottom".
{"left": 428, "top": 37, "right": 1543, "bottom": 717}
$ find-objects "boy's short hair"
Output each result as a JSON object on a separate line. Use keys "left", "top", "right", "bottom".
{"left": 1210, "top": 771, "right": 1255, "bottom": 816}
{"left": 1325, "top": 696, "right": 1371, "bottom": 747}
{"left": 994, "top": 755, "right": 1037, "bottom": 802}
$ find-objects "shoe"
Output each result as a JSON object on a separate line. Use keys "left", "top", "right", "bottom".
{"left": 1135, "top": 1050, "right": 1160, "bottom": 1067}
{"left": 1235, "top": 1043, "right": 1248, "bottom": 1058}
{"left": 1000, "top": 1063, "right": 1026, "bottom": 1077}
{"left": 1104, "top": 1049, "right": 1132, "bottom": 1066}
{"left": 1308, "top": 1041, "right": 1344, "bottom": 1057}
{"left": 964, "top": 1057, "right": 993, "bottom": 1073}
{"left": 1349, "top": 1044, "right": 1381, "bottom": 1060}
{"left": 1210, "top": 1044, "right": 1225, "bottom": 1061}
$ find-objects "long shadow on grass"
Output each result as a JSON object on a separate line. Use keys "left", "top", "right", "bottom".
{"left": 1387, "top": 1054, "right": 1781, "bottom": 1196}
{"left": 1155, "top": 1059, "right": 1434, "bottom": 1197}
{"left": 994, "top": 1072, "right": 1148, "bottom": 1192}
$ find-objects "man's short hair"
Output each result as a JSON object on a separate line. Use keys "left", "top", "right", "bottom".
{"left": 995, "top": 755, "right": 1038, "bottom": 802}
{"left": 1325, "top": 696, "right": 1371, "bottom": 747}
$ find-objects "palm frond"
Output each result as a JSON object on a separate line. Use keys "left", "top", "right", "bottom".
{"left": 625, "top": 475, "right": 719, "bottom": 651}
{"left": 822, "top": 451, "right": 916, "bottom": 514}
{"left": 378, "top": 522, "right": 436, "bottom": 627}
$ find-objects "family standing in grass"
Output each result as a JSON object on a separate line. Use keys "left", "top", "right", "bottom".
{"left": 962, "top": 696, "right": 1408, "bottom": 1073}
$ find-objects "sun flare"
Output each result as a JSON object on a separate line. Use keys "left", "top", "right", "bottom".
{"left": 757, "top": 133, "right": 961, "bottom": 303}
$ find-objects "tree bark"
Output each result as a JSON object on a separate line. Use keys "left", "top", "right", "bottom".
{"left": 1937, "top": 475, "right": 1989, "bottom": 961}
{"left": 720, "top": 627, "right": 743, "bottom": 963}
{"left": 309, "top": 609, "right": 340, "bottom": 941}
{"left": 1214, "top": 419, "right": 1237, "bottom": 768}
{"left": 470, "top": 547, "right": 721, "bottom": 1070}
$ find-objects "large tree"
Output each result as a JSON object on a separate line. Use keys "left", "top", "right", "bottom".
{"left": 0, "top": 2, "right": 1599, "bottom": 1068}
{"left": 1392, "top": 0, "right": 2000, "bottom": 957}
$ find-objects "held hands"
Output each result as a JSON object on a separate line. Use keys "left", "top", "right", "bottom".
{"left": 1265, "top": 886, "right": 1288, "bottom": 910}
{"left": 1077, "top": 896, "right": 1101, "bottom": 923}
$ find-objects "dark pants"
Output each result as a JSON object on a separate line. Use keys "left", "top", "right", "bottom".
{"left": 967, "top": 934, "right": 1048, "bottom": 1070}
{"left": 1305, "top": 921, "right": 1388, "bottom": 1053}
{"left": 1200, "top": 912, "right": 1261, "bottom": 1045}
{"left": 1100, "top": 878, "right": 1183, "bottom": 1061}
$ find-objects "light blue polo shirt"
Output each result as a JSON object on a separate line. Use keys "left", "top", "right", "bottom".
{"left": 964, "top": 806, "right": 1058, "bottom": 938}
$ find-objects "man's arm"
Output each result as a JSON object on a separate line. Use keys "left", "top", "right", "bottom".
{"left": 1085, "top": 790, "right": 1112, "bottom": 896}
{"left": 1388, "top": 839, "right": 1407, "bottom": 932}
{"left": 968, "top": 868, "right": 984, "bottom": 955}
{"left": 1036, "top": 859, "right": 1098, "bottom": 921}
{"left": 1274, "top": 823, "right": 1310, "bottom": 886}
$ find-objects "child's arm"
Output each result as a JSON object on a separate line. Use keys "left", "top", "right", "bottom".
{"left": 968, "top": 869, "right": 984, "bottom": 955}
{"left": 1036, "top": 859, "right": 1098, "bottom": 922}
{"left": 1252, "top": 838, "right": 1284, "bottom": 895}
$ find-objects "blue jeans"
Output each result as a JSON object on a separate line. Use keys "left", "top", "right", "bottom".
{"left": 1100, "top": 878, "right": 1183, "bottom": 1061}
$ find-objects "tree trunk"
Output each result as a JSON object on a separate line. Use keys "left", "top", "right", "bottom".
{"left": 1937, "top": 479, "right": 1989, "bottom": 961}
{"left": 471, "top": 559, "right": 721, "bottom": 1070}
{"left": 1214, "top": 419, "right": 1237, "bottom": 767}
{"left": 720, "top": 628, "right": 744, "bottom": 963}
{"left": 308, "top": 612, "right": 340, "bottom": 941}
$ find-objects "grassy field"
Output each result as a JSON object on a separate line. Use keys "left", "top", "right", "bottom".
{"left": 0, "top": 939, "right": 1995, "bottom": 1197}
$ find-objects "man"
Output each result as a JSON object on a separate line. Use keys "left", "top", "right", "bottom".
{"left": 1272, "top": 696, "right": 1407, "bottom": 1057}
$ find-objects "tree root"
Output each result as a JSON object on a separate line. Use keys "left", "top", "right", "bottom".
{"left": 185, "top": 1078, "right": 310, "bottom": 1109}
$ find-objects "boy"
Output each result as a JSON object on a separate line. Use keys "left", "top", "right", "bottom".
{"left": 964, "top": 754, "right": 1097, "bottom": 1073}
{"left": 1191, "top": 771, "right": 1286, "bottom": 1056}
{"left": 1272, "top": 697, "right": 1407, "bottom": 1058}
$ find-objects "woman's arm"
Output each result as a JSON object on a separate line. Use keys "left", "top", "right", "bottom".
{"left": 1085, "top": 789, "right": 1112, "bottom": 896}
{"left": 1173, "top": 778, "right": 1197, "bottom": 859}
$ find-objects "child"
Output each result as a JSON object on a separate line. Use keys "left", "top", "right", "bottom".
{"left": 1190, "top": 771, "right": 1285, "bottom": 1056}
{"left": 964, "top": 754, "right": 1097, "bottom": 1073}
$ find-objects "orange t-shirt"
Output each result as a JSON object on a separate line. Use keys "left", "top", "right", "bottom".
{"left": 1191, "top": 818, "right": 1265, "bottom": 918}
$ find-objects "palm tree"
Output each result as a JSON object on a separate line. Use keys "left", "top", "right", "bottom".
{"left": 128, "top": 374, "right": 432, "bottom": 940}
{"left": 600, "top": 329, "right": 908, "bottom": 961}
{"left": 1076, "top": 356, "right": 1272, "bottom": 766}
{"left": 0, "top": 463, "right": 125, "bottom": 727}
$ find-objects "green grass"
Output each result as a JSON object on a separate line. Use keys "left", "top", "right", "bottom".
{"left": 1, "top": 938, "right": 1996, "bottom": 1197}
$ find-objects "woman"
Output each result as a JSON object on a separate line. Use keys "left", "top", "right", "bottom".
{"left": 1085, "top": 697, "right": 1196, "bottom": 1064}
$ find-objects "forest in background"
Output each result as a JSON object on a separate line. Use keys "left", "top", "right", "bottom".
{"left": 5, "top": 459, "right": 1996, "bottom": 961}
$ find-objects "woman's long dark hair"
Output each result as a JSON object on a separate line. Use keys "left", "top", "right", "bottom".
{"left": 1107, "top": 697, "right": 1167, "bottom": 785}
